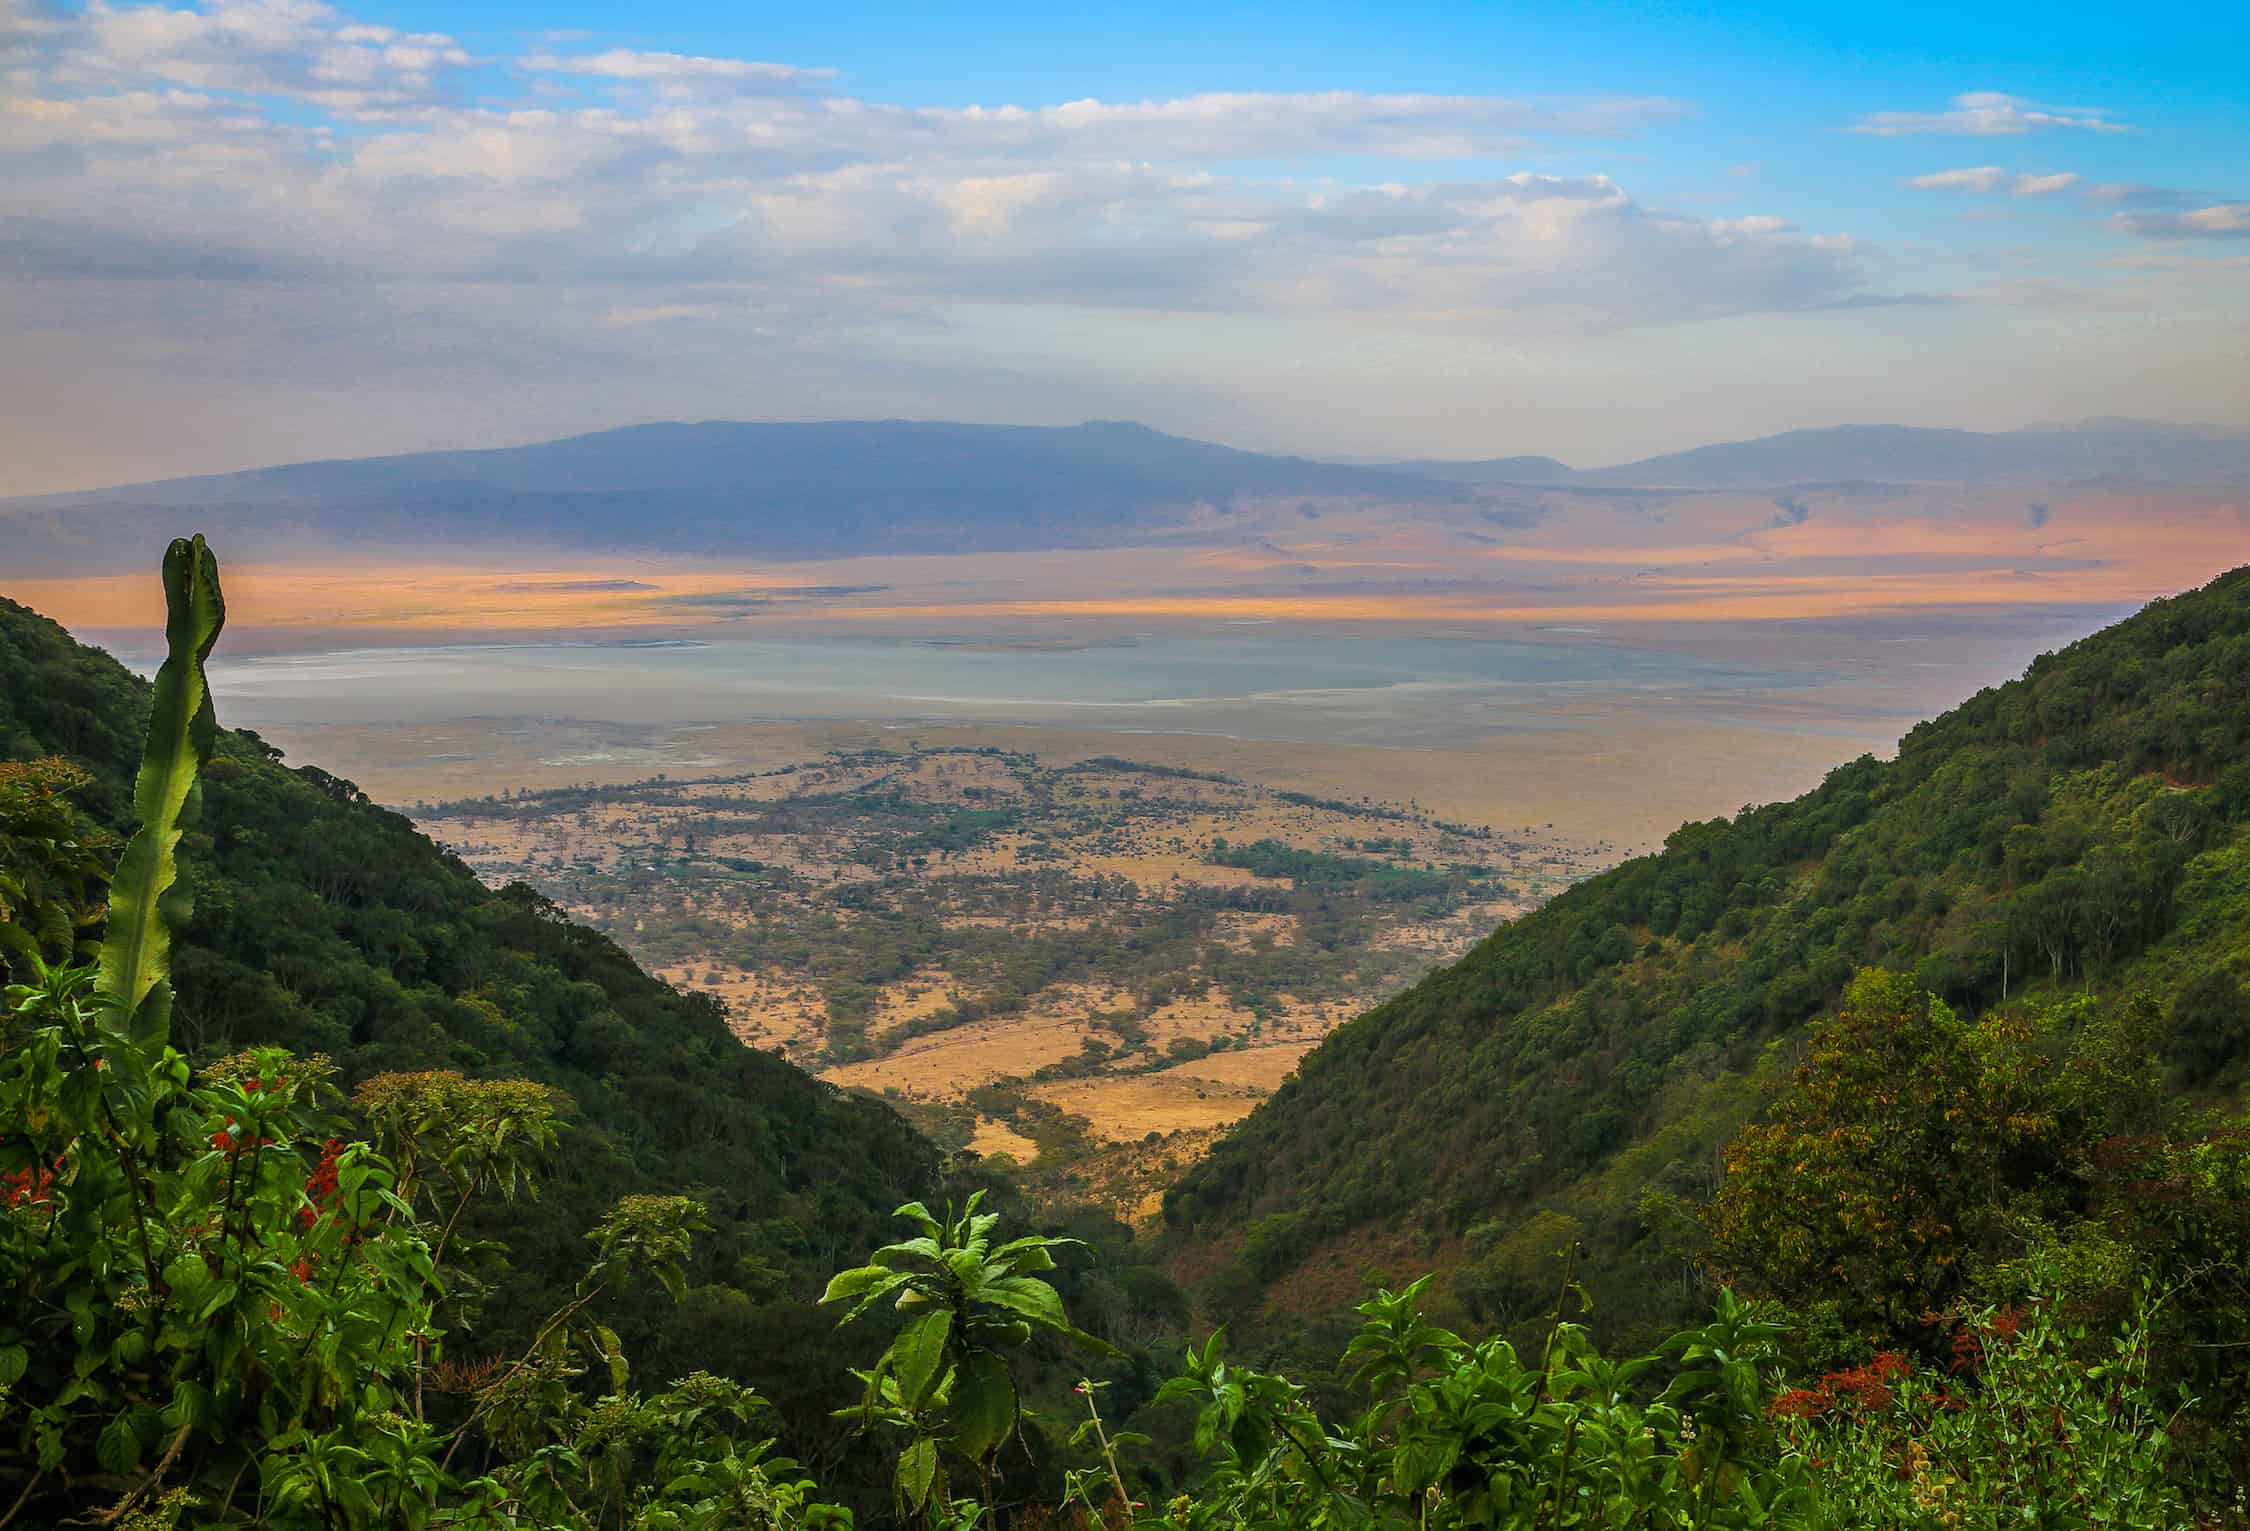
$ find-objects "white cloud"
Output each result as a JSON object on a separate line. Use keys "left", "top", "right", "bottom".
{"left": 2084, "top": 181, "right": 2176, "bottom": 206}
{"left": 0, "top": 0, "right": 1841, "bottom": 334}
{"left": 25, "top": 0, "right": 2238, "bottom": 489}
{"left": 56, "top": 0, "right": 472, "bottom": 111}
{"left": 1852, "top": 92, "right": 2128, "bottom": 137}
{"left": 2114, "top": 203, "right": 2250, "bottom": 240}
{"left": 524, "top": 48, "right": 833, "bottom": 91}
{"left": 1904, "top": 167, "right": 2081, "bottom": 197}
{"left": 1906, "top": 166, "right": 2009, "bottom": 192}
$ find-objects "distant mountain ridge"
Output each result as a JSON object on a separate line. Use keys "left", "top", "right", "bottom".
{"left": 6, "top": 415, "right": 2245, "bottom": 575}
{"left": 1384, "top": 418, "right": 2250, "bottom": 489}
{"left": 0, "top": 419, "right": 1454, "bottom": 574}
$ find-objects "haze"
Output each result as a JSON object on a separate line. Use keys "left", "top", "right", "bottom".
{"left": 4, "top": 0, "right": 2248, "bottom": 494}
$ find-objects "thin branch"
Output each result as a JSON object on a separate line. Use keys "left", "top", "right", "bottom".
{"left": 439, "top": 1281, "right": 609, "bottom": 1473}
{"left": 89, "top": 1422, "right": 193, "bottom": 1527}
{"left": 0, "top": 1470, "right": 45, "bottom": 1530}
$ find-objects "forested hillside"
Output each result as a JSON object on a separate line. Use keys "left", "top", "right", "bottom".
{"left": 0, "top": 592, "right": 947, "bottom": 1475}
{"left": 8, "top": 553, "right": 2249, "bottom": 1523}
{"left": 1168, "top": 565, "right": 2250, "bottom": 1362}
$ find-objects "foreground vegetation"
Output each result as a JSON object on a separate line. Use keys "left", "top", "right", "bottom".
{"left": 4, "top": 541, "right": 2244, "bottom": 1523}
{"left": 0, "top": 570, "right": 967, "bottom": 1512}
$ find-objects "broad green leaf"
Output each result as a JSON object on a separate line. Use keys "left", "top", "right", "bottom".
{"left": 980, "top": 1276, "right": 1067, "bottom": 1329}
{"left": 162, "top": 1380, "right": 214, "bottom": 1432}
{"left": 96, "top": 1412, "right": 141, "bottom": 1475}
{"left": 872, "top": 1237, "right": 944, "bottom": 1267}
{"left": 890, "top": 1200, "right": 942, "bottom": 1237}
{"left": 950, "top": 1349, "right": 1015, "bottom": 1462}
{"left": 97, "top": 534, "right": 225, "bottom": 1048}
{"left": 821, "top": 1264, "right": 894, "bottom": 1304}
{"left": 896, "top": 1436, "right": 937, "bottom": 1511}
{"left": 892, "top": 1309, "right": 952, "bottom": 1408}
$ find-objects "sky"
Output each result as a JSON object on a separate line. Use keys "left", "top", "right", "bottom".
{"left": 3, "top": 0, "right": 2247, "bottom": 494}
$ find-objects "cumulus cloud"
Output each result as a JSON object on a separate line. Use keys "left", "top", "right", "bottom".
{"left": 0, "top": 0, "right": 1977, "bottom": 488}
{"left": 1851, "top": 92, "right": 2128, "bottom": 137}
{"left": 46, "top": 0, "right": 472, "bottom": 111}
{"left": 0, "top": 0, "right": 1849, "bottom": 333}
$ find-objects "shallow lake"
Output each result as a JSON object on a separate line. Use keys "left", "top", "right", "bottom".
{"left": 198, "top": 631, "right": 1834, "bottom": 747}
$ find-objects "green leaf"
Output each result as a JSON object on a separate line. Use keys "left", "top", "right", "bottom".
{"left": 892, "top": 1309, "right": 952, "bottom": 1408}
{"left": 981, "top": 1276, "right": 1067, "bottom": 1329}
{"left": 0, "top": 1345, "right": 26, "bottom": 1388}
{"left": 96, "top": 1412, "right": 141, "bottom": 1475}
{"left": 827, "top": 1268, "right": 914, "bottom": 1325}
{"left": 891, "top": 1200, "right": 942, "bottom": 1238}
{"left": 896, "top": 1436, "right": 937, "bottom": 1512}
{"left": 949, "top": 1350, "right": 1015, "bottom": 1462}
{"left": 821, "top": 1265, "right": 893, "bottom": 1304}
{"left": 162, "top": 1381, "right": 214, "bottom": 1432}
{"left": 596, "top": 1323, "right": 629, "bottom": 1391}
{"left": 0, "top": 920, "right": 37, "bottom": 965}
{"left": 164, "top": 1253, "right": 212, "bottom": 1311}
{"left": 96, "top": 534, "right": 225, "bottom": 1048}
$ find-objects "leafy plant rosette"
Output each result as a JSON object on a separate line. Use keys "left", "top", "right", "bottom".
{"left": 822, "top": 1190, "right": 1115, "bottom": 1523}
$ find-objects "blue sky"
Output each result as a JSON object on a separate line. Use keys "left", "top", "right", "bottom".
{"left": 2, "top": 0, "right": 2245, "bottom": 491}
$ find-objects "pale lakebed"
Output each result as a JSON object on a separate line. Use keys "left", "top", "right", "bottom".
{"left": 196, "top": 630, "right": 1842, "bottom": 748}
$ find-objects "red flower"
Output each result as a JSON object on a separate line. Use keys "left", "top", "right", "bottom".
{"left": 301, "top": 1139, "right": 347, "bottom": 1226}
{"left": 1769, "top": 1387, "right": 1832, "bottom": 1420}
{"left": 1, "top": 1164, "right": 57, "bottom": 1209}
{"left": 1948, "top": 1328, "right": 1979, "bottom": 1373}
{"left": 1819, "top": 1352, "right": 1912, "bottom": 1414}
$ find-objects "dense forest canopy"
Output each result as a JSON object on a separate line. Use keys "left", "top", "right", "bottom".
{"left": 1167, "top": 568, "right": 2250, "bottom": 1367}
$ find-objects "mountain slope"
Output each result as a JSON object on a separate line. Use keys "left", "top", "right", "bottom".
{"left": 1585, "top": 419, "right": 2250, "bottom": 488}
{"left": 0, "top": 419, "right": 1455, "bottom": 573}
{"left": 1376, "top": 418, "right": 2250, "bottom": 489}
{"left": 14, "top": 416, "right": 2242, "bottom": 576}
{"left": 0, "top": 593, "right": 943, "bottom": 1466}
{"left": 1165, "top": 564, "right": 2250, "bottom": 1337}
